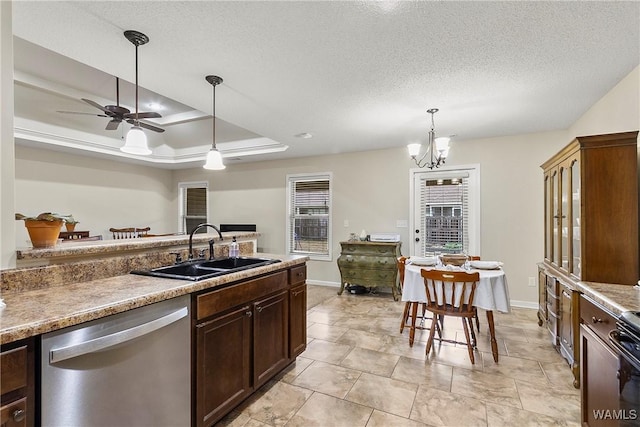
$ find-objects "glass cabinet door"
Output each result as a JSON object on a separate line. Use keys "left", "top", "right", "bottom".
{"left": 551, "top": 170, "right": 559, "bottom": 266}
{"left": 560, "top": 165, "right": 570, "bottom": 271}
{"left": 571, "top": 159, "right": 581, "bottom": 277}
{"left": 544, "top": 174, "right": 552, "bottom": 261}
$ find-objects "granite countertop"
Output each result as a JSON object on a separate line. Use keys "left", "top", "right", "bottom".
{"left": 576, "top": 281, "right": 640, "bottom": 315}
{"left": 0, "top": 253, "right": 307, "bottom": 344}
{"left": 16, "top": 231, "right": 259, "bottom": 260}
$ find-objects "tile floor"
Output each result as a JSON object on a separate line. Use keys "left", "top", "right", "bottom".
{"left": 217, "top": 285, "right": 581, "bottom": 426}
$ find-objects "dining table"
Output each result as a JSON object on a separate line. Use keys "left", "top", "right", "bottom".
{"left": 402, "top": 263, "right": 511, "bottom": 362}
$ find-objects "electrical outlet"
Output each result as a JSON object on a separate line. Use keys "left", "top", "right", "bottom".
{"left": 528, "top": 277, "right": 536, "bottom": 287}
{"left": 396, "top": 219, "right": 408, "bottom": 228}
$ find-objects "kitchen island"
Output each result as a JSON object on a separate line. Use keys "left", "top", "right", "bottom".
{"left": 1, "top": 235, "right": 308, "bottom": 427}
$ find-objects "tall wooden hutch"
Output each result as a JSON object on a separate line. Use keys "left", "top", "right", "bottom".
{"left": 538, "top": 131, "right": 639, "bottom": 388}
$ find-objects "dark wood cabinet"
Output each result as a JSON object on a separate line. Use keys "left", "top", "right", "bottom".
{"left": 253, "top": 291, "right": 289, "bottom": 388}
{"left": 195, "top": 305, "right": 252, "bottom": 427}
{"left": 289, "top": 265, "right": 307, "bottom": 359}
{"left": 193, "top": 266, "right": 305, "bottom": 427}
{"left": 0, "top": 338, "right": 34, "bottom": 427}
{"left": 580, "top": 295, "right": 620, "bottom": 426}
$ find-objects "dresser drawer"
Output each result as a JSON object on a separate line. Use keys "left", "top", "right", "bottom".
{"left": 1, "top": 346, "right": 27, "bottom": 396}
{"left": 339, "top": 255, "right": 396, "bottom": 268}
{"left": 340, "top": 268, "right": 397, "bottom": 285}
{"left": 580, "top": 295, "right": 617, "bottom": 343}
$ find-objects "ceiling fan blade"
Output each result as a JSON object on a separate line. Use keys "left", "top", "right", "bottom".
{"left": 126, "top": 119, "right": 165, "bottom": 133}
{"left": 81, "top": 98, "right": 111, "bottom": 114}
{"left": 57, "top": 110, "right": 108, "bottom": 117}
{"left": 105, "top": 119, "right": 121, "bottom": 130}
{"left": 123, "top": 111, "right": 161, "bottom": 120}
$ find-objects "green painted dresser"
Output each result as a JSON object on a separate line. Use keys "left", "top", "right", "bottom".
{"left": 337, "top": 241, "right": 402, "bottom": 300}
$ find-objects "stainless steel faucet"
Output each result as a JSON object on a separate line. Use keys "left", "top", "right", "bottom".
{"left": 188, "top": 223, "right": 223, "bottom": 260}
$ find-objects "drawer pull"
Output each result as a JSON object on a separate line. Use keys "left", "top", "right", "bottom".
{"left": 13, "top": 408, "right": 25, "bottom": 423}
{"left": 257, "top": 306, "right": 264, "bottom": 313}
{"left": 591, "top": 316, "right": 603, "bottom": 324}
{"left": 246, "top": 310, "right": 253, "bottom": 317}
{"left": 292, "top": 290, "right": 304, "bottom": 296}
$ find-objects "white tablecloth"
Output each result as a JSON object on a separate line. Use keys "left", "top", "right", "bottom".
{"left": 402, "top": 264, "right": 511, "bottom": 313}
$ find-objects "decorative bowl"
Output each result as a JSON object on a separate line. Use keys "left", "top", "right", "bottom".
{"left": 439, "top": 254, "right": 468, "bottom": 267}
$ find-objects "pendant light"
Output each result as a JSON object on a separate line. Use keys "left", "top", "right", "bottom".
{"left": 121, "top": 30, "right": 152, "bottom": 155}
{"left": 203, "top": 75, "right": 225, "bottom": 170}
{"left": 407, "top": 108, "right": 451, "bottom": 169}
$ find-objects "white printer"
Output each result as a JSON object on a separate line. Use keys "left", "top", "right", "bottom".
{"left": 369, "top": 232, "right": 401, "bottom": 242}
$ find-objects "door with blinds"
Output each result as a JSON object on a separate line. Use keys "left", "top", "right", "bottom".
{"left": 411, "top": 166, "right": 480, "bottom": 257}
{"left": 178, "top": 182, "right": 208, "bottom": 234}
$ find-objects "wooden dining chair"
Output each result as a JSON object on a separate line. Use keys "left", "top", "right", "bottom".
{"left": 399, "top": 257, "right": 441, "bottom": 347}
{"left": 421, "top": 269, "right": 480, "bottom": 364}
{"left": 467, "top": 255, "right": 481, "bottom": 332}
{"left": 109, "top": 227, "right": 150, "bottom": 239}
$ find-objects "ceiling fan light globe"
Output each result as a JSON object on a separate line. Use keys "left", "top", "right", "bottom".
{"left": 121, "top": 126, "right": 152, "bottom": 155}
{"left": 203, "top": 148, "right": 226, "bottom": 170}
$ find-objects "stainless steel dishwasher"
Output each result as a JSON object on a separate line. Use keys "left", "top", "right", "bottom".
{"left": 41, "top": 295, "right": 191, "bottom": 427}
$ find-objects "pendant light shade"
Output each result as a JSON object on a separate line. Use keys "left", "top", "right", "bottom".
{"left": 203, "top": 147, "right": 225, "bottom": 170}
{"left": 203, "top": 75, "right": 225, "bottom": 170}
{"left": 121, "top": 126, "right": 151, "bottom": 155}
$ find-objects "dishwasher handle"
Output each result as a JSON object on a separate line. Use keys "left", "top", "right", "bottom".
{"left": 49, "top": 306, "right": 189, "bottom": 363}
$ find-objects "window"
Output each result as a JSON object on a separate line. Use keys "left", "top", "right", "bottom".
{"left": 178, "top": 182, "right": 208, "bottom": 234}
{"left": 287, "top": 173, "right": 332, "bottom": 260}
{"left": 410, "top": 166, "right": 480, "bottom": 256}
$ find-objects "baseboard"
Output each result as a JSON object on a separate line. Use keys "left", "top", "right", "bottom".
{"left": 510, "top": 300, "right": 538, "bottom": 309}
{"left": 306, "top": 279, "right": 340, "bottom": 287}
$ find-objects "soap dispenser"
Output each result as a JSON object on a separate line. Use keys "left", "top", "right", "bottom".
{"left": 229, "top": 236, "right": 239, "bottom": 258}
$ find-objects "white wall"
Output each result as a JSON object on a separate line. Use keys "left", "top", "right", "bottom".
{"left": 14, "top": 146, "right": 177, "bottom": 247}
{"left": 1, "top": 1, "right": 15, "bottom": 268}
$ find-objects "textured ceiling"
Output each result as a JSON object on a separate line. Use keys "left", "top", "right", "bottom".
{"left": 11, "top": 1, "right": 640, "bottom": 168}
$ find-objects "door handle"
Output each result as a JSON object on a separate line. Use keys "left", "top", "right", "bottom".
{"left": 50, "top": 307, "right": 188, "bottom": 363}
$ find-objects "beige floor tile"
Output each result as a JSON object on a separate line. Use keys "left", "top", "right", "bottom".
{"left": 240, "top": 381, "right": 314, "bottom": 426}
{"left": 503, "top": 338, "right": 566, "bottom": 363}
{"left": 366, "top": 410, "right": 432, "bottom": 427}
{"left": 411, "top": 386, "right": 488, "bottom": 426}
{"left": 451, "top": 367, "right": 522, "bottom": 409}
{"left": 482, "top": 353, "right": 548, "bottom": 385}
{"left": 486, "top": 402, "right": 581, "bottom": 427}
{"left": 307, "top": 322, "right": 349, "bottom": 341}
{"left": 307, "top": 310, "right": 345, "bottom": 325}
{"left": 340, "top": 346, "right": 401, "bottom": 377}
{"left": 276, "top": 356, "right": 314, "bottom": 383}
{"left": 515, "top": 378, "right": 581, "bottom": 420}
{"left": 540, "top": 360, "right": 579, "bottom": 388}
{"left": 337, "top": 328, "right": 393, "bottom": 351}
{"left": 345, "top": 372, "right": 418, "bottom": 418}
{"left": 302, "top": 339, "right": 353, "bottom": 364}
{"left": 391, "top": 356, "right": 453, "bottom": 391}
{"left": 286, "top": 392, "right": 373, "bottom": 427}
{"left": 378, "top": 335, "right": 433, "bottom": 360}
{"left": 424, "top": 341, "right": 484, "bottom": 370}
{"left": 289, "top": 360, "right": 361, "bottom": 398}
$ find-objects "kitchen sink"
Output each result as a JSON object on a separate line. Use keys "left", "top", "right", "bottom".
{"left": 131, "top": 257, "right": 281, "bottom": 281}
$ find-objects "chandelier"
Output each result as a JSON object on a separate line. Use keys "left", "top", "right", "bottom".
{"left": 407, "top": 108, "right": 450, "bottom": 169}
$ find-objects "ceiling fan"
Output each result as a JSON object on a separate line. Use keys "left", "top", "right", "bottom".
{"left": 57, "top": 33, "right": 164, "bottom": 133}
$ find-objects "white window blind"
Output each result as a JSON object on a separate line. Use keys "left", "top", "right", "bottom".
{"left": 420, "top": 172, "right": 470, "bottom": 255}
{"left": 287, "top": 173, "right": 332, "bottom": 260}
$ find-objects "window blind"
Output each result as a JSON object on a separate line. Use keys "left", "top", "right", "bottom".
{"left": 288, "top": 176, "right": 331, "bottom": 257}
{"left": 419, "top": 172, "right": 470, "bottom": 255}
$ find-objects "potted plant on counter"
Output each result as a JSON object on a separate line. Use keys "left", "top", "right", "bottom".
{"left": 64, "top": 216, "right": 79, "bottom": 232}
{"left": 15, "top": 212, "right": 73, "bottom": 248}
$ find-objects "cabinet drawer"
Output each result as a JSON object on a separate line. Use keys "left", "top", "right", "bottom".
{"left": 289, "top": 265, "right": 306, "bottom": 285}
{"left": 546, "top": 288, "right": 560, "bottom": 315}
{"left": 339, "top": 255, "right": 396, "bottom": 267}
{"left": 1, "top": 346, "right": 27, "bottom": 396}
{"left": 580, "top": 295, "right": 617, "bottom": 343}
{"left": 196, "top": 270, "right": 288, "bottom": 320}
{"left": 340, "top": 268, "right": 396, "bottom": 284}
{"left": 0, "top": 397, "right": 27, "bottom": 427}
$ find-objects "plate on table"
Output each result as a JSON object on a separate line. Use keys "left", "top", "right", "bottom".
{"left": 469, "top": 260, "right": 503, "bottom": 270}
{"left": 407, "top": 256, "right": 437, "bottom": 266}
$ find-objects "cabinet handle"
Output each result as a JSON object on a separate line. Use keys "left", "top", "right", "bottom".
{"left": 591, "top": 316, "right": 603, "bottom": 324}
{"left": 13, "top": 408, "right": 25, "bottom": 423}
{"left": 257, "top": 306, "right": 264, "bottom": 313}
{"left": 246, "top": 310, "right": 253, "bottom": 317}
{"left": 292, "top": 290, "right": 304, "bottom": 296}
{"left": 562, "top": 290, "right": 571, "bottom": 298}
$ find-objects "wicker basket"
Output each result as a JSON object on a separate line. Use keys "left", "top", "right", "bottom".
{"left": 439, "top": 254, "right": 468, "bottom": 267}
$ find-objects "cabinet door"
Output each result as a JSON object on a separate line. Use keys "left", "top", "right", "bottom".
{"left": 537, "top": 269, "right": 547, "bottom": 326}
{"left": 544, "top": 173, "right": 553, "bottom": 262}
{"left": 195, "top": 305, "right": 252, "bottom": 427}
{"left": 253, "top": 291, "right": 289, "bottom": 388}
{"left": 559, "top": 163, "right": 571, "bottom": 272}
{"left": 550, "top": 169, "right": 560, "bottom": 267}
{"left": 570, "top": 158, "right": 581, "bottom": 277}
{"left": 289, "top": 284, "right": 307, "bottom": 358}
{"left": 580, "top": 324, "right": 620, "bottom": 426}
